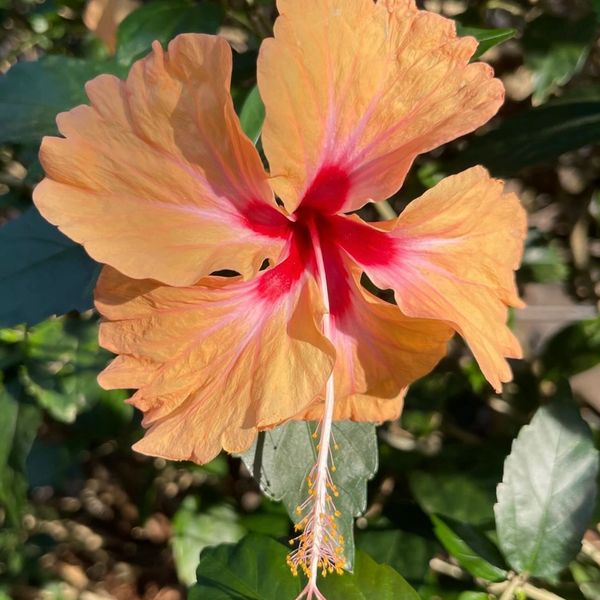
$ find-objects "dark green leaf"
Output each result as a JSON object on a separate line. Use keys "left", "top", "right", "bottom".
{"left": 239, "top": 421, "right": 378, "bottom": 571}
{"left": 495, "top": 384, "right": 599, "bottom": 577}
{"left": 541, "top": 317, "right": 600, "bottom": 380}
{"left": 318, "top": 549, "right": 421, "bottom": 600}
{"left": 410, "top": 471, "right": 496, "bottom": 526}
{"left": 450, "top": 101, "right": 600, "bottom": 176}
{"left": 190, "top": 534, "right": 301, "bottom": 600}
{"left": 26, "top": 439, "right": 80, "bottom": 490}
{"left": 0, "top": 207, "right": 99, "bottom": 328}
{"left": 172, "top": 497, "right": 246, "bottom": 586}
{"left": 190, "top": 534, "right": 420, "bottom": 600}
{"left": 431, "top": 515, "right": 507, "bottom": 582}
{"left": 524, "top": 16, "right": 595, "bottom": 105}
{"left": 356, "top": 529, "right": 437, "bottom": 583}
{"left": 456, "top": 25, "right": 516, "bottom": 60}
{"left": 116, "top": 0, "right": 224, "bottom": 66}
{"left": 0, "top": 56, "right": 125, "bottom": 144}
{"left": 239, "top": 86, "right": 265, "bottom": 145}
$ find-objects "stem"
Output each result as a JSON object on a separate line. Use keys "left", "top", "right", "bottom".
{"left": 499, "top": 575, "right": 524, "bottom": 600}
{"left": 431, "top": 559, "right": 566, "bottom": 600}
{"left": 373, "top": 199, "right": 397, "bottom": 220}
{"left": 289, "top": 217, "right": 340, "bottom": 600}
{"left": 520, "top": 583, "right": 566, "bottom": 600}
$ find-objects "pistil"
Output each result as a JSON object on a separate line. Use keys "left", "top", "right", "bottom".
{"left": 287, "top": 217, "right": 345, "bottom": 600}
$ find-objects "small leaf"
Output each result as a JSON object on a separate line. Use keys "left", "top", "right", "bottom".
{"left": 191, "top": 534, "right": 420, "bottom": 600}
{"left": 116, "top": 0, "right": 224, "bottom": 66}
{"left": 239, "top": 86, "right": 265, "bottom": 145}
{"left": 450, "top": 101, "right": 600, "bottom": 176}
{"left": 541, "top": 317, "right": 600, "bottom": 380}
{"left": 524, "top": 16, "right": 595, "bottom": 105}
{"left": 172, "top": 498, "right": 246, "bottom": 586}
{"left": 0, "top": 56, "right": 125, "bottom": 144}
{"left": 456, "top": 24, "right": 516, "bottom": 60}
{"left": 495, "top": 384, "right": 599, "bottom": 578}
{"left": 0, "top": 208, "right": 99, "bottom": 328}
{"left": 431, "top": 515, "right": 507, "bottom": 582}
{"left": 239, "top": 421, "right": 378, "bottom": 570}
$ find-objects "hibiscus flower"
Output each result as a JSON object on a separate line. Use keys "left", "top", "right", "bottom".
{"left": 33, "top": 1, "right": 526, "bottom": 595}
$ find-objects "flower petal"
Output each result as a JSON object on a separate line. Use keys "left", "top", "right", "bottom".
{"left": 334, "top": 167, "right": 527, "bottom": 392}
{"left": 258, "top": 0, "right": 503, "bottom": 214}
{"left": 83, "top": 0, "right": 139, "bottom": 54}
{"left": 296, "top": 249, "right": 452, "bottom": 421}
{"left": 95, "top": 242, "right": 333, "bottom": 463}
{"left": 34, "top": 34, "right": 289, "bottom": 286}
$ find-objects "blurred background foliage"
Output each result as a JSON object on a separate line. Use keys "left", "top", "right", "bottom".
{"left": 2, "top": 0, "right": 600, "bottom": 598}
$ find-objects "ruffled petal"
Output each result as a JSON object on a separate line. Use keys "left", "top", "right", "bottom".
{"left": 333, "top": 167, "right": 527, "bottom": 392}
{"left": 295, "top": 248, "right": 452, "bottom": 421}
{"left": 258, "top": 0, "right": 503, "bottom": 214}
{"left": 95, "top": 240, "right": 333, "bottom": 464}
{"left": 34, "top": 34, "right": 290, "bottom": 286}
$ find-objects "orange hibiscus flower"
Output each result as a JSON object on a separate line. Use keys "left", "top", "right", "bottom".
{"left": 34, "top": 0, "right": 526, "bottom": 595}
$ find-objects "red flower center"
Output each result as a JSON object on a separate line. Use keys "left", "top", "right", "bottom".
{"left": 254, "top": 166, "right": 396, "bottom": 316}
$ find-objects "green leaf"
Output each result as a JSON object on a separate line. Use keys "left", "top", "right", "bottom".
{"left": 20, "top": 314, "right": 121, "bottom": 423}
{"left": 0, "top": 381, "right": 41, "bottom": 527}
{"left": 410, "top": 471, "right": 496, "bottom": 526}
{"left": 494, "top": 384, "right": 599, "bottom": 578}
{"left": 0, "top": 208, "right": 99, "bottom": 328}
{"left": 0, "top": 56, "right": 125, "bottom": 144}
{"left": 356, "top": 529, "right": 437, "bottom": 583}
{"left": 431, "top": 515, "right": 507, "bottom": 582}
{"left": 239, "top": 421, "right": 378, "bottom": 571}
{"left": 524, "top": 16, "right": 595, "bottom": 105}
{"left": 239, "top": 86, "right": 265, "bottom": 145}
{"left": 318, "top": 550, "right": 421, "bottom": 600}
{"left": 190, "top": 534, "right": 420, "bottom": 600}
{"left": 116, "top": 0, "right": 224, "bottom": 66}
{"left": 450, "top": 101, "right": 600, "bottom": 176}
{"left": 456, "top": 25, "right": 516, "bottom": 60}
{"left": 541, "top": 317, "right": 600, "bottom": 380}
{"left": 172, "top": 498, "right": 246, "bottom": 586}
{"left": 190, "top": 534, "right": 301, "bottom": 600}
